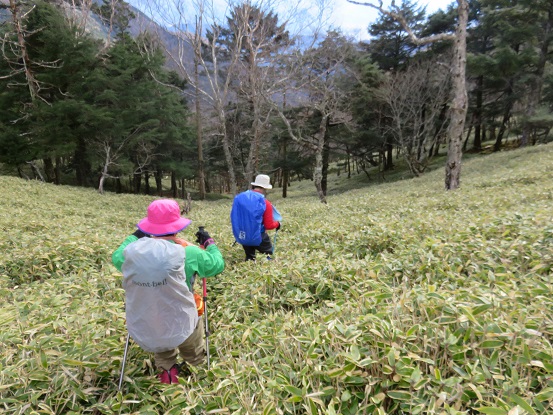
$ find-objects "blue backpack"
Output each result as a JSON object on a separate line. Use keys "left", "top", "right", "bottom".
{"left": 230, "top": 190, "right": 266, "bottom": 246}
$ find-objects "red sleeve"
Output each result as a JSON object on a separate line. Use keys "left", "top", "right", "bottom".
{"left": 263, "top": 199, "right": 280, "bottom": 230}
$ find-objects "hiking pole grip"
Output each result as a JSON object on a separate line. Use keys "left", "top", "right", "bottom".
{"left": 203, "top": 277, "right": 210, "bottom": 369}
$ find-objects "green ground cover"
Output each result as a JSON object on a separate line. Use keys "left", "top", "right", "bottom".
{"left": 1, "top": 144, "right": 552, "bottom": 414}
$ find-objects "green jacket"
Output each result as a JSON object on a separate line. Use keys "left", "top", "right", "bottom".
{"left": 112, "top": 235, "right": 225, "bottom": 290}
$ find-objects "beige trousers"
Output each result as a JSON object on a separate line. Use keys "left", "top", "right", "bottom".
{"left": 154, "top": 318, "right": 205, "bottom": 370}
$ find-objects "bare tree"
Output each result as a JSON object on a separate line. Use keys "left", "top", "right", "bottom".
{"left": 97, "top": 139, "right": 125, "bottom": 194}
{"left": 95, "top": 129, "right": 160, "bottom": 194}
{"left": 348, "top": 0, "right": 469, "bottom": 190}
{"left": 218, "top": 2, "right": 297, "bottom": 185}
{"left": 5, "top": 0, "right": 39, "bottom": 101}
{"left": 95, "top": 128, "right": 139, "bottom": 194}
{"left": 65, "top": 0, "right": 95, "bottom": 37}
{"left": 133, "top": 0, "right": 327, "bottom": 194}
{"left": 272, "top": 31, "right": 356, "bottom": 204}
{"left": 133, "top": 0, "right": 241, "bottom": 194}
{"left": 378, "top": 58, "right": 450, "bottom": 176}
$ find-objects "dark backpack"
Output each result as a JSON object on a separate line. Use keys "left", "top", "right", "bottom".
{"left": 230, "top": 190, "right": 266, "bottom": 246}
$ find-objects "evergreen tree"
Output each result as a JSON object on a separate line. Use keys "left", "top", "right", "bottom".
{"left": 91, "top": 32, "right": 192, "bottom": 194}
{"left": 347, "top": 55, "right": 389, "bottom": 172}
{"left": 0, "top": 0, "right": 101, "bottom": 182}
{"left": 366, "top": 0, "right": 427, "bottom": 72}
{"left": 0, "top": 1, "right": 193, "bottom": 192}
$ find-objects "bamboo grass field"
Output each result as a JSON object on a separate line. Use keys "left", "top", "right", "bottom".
{"left": 1, "top": 144, "right": 552, "bottom": 414}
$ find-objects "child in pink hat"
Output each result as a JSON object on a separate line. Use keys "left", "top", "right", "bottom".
{"left": 112, "top": 199, "right": 224, "bottom": 384}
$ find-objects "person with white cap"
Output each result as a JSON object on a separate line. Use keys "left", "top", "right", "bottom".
{"left": 231, "top": 174, "right": 281, "bottom": 261}
{"left": 111, "top": 199, "right": 224, "bottom": 384}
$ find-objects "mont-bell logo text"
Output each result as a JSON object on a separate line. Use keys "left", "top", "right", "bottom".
{"left": 132, "top": 278, "right": 168, "bottom": 288}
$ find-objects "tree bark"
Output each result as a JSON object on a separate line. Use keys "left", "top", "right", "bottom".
{"left": 313, "top": 114, "right": 329, "bottom": 204}
{"left": 74, "top": 137, "right": 90, "bottom": 187}
{"left": 171, "top": 171, "right": 177, "bottom": 198}
{"left": 321, "top": 134, "right": 330, "bottom": 195}
{"left": 133, "top": 172, "right": 142, "bottom": 194}
{"left": 144, "top": 171, "right": 150, "bottom": 195}
{"left": 473, "top": 75, "right": 483, "bottom": 151}
{"left": 9, "top": 0, "right": 39, "bottom": 101}
{"left": 43, "top": 157, "right": 55, "bottom": 182}
{"left": 54, "top": 156, "right": 61, "bottom": 185}
{"left": 521, "top": 4, "right": 553, "bottom": 147}
{"left": 220, "top": 121, "right": 238, "bottom": 195}
{"left": 494, "top": 87, "right": 513, "bottom": 152}
{"left": 194, "top": 16, "right": 206, "bottom": 199}
{"left": 155, "top": 169, "right": 162, "bottom": 196}
{"left": 444, "top": 0, "right": 469, "bottom": 190}
{"left": 280, "top": 138, "right": 289, "bottom": 198}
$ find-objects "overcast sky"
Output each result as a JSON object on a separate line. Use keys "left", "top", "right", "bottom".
{"left": 334, "top": 0, "right": 454, "bottom": 40}
{"left": 129, "top": 0, "right": 454, "bottom": 41}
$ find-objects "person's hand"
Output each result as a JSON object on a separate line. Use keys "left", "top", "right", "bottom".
{"left": 132, "top": 229, "right": 149, "bottom": 239}
{"left": 195, "top": 228, "right": 215, "bottom": 248}
{"left": 276, "top": 222, "right": 281, "bottom": 231}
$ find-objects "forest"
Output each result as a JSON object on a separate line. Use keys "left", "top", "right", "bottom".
{"left": 1, "top": 0, "right": 553, "bottom": 201}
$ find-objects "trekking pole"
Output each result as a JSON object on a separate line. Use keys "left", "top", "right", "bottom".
{"left": 118, "top": 333, "right": 130, "bottom": 391}
{"left": 273, "top": 229, "right": 278, "bottom": 255}
{"left": 202, "top": 277, "right": 210, "bottom": 370}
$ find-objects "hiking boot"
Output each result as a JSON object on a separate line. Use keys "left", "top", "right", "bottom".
{"left": 169, "top": 364, "right": 179, "bottom": 383}
{"left": 158, "top": 369, "right": 171, "bottom": 384}
{"left": 158, "top": 364, "right": 179, "bottom": 384}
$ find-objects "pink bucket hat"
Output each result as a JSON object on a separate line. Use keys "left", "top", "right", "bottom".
{"left": 137, "top": 199, "right": 191, "bottom": 236}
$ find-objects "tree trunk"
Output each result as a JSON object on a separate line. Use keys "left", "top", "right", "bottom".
{"left": 54, "top": 156, "right": 61, "bottom": 185}
{"left": 98, "top": 174, "right": 106, "bottom": 194}
{"left": 281, "top": 138, "right": 289, "bottom": 198}
{"left": 313, "top": 115, "right": 329, "bottom": 204}
{"left": 155, "top": 169, "right": 162, "bottom": 195}
{"left": 321, "top": 133, "right": 330, "bottom": 195}
{"left": 473, "top": 75, "right": 483, "bottom": 151}
{"left": 133, "top": 172, "right": 142, "bottom": 194}
{"left": 444, "top": 0, "right": 469, "bottom": 191}
{"left": 98, "top": 147, "right": 111, "bottom": 194}
{"left": 245, "top": 92, "right": 265, "bottom": 185}
{"left": 494, "top": 92, "right": 513, "bottom": 152}
{"left": 180, "top": 178, "right": 186, "bottom": 199}
{"left": 171, "top": 172, "right": 177, "bottom": 198}
{"left": 9, "top": 0, "right": 39, "bottom": 101}
{"left": 385, "top": 142, "right": 394, "bottom": 171}
{"left": 521, "top": 4, "right": 553, "bottom": 147}
{"left": 27, "top": 161, "right": 45, "bottom": 181}
{"left": 194, "top": 17, "right": 206, "bottom": 199}
{"left": 218, "top": 105, "right": 238, "bottom": 194}
{"left": 74, "top": 137, "right": 90, "bottom": 187}
{"left": 144, "top": 171, "right": 150, "bottom": 195}
{"left": 18, "top": 166, "right": 30, "bottom": 180}
{"left": 43, "top": 157, "right": 55, "bottom": 182}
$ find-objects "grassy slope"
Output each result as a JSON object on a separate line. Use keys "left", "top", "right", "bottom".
{"left": 0, "top": 144, "right": 552, "bottom": 415}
